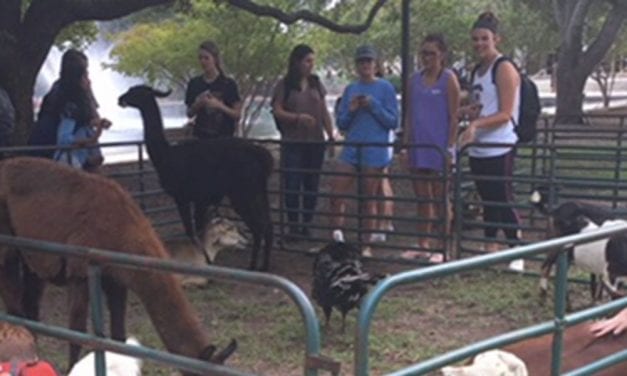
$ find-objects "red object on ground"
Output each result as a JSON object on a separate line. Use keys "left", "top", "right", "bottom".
{"left": 0, "top": 361, "right": 60, "bottom": 376}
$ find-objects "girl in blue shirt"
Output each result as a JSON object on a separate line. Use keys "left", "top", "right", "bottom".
{"left": 331, "top": 45, "right": 399, "bottom": 253}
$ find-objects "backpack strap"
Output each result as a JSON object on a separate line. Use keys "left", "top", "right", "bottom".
{"left": 490, "top": 55, "right": 518, "bottom": 84}
{"left": 490, "top": 56, "right": 520, "bottom": 127}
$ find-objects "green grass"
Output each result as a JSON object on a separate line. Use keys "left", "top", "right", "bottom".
{"left": 15, "top": 265, "right": 593, "bottom": 375}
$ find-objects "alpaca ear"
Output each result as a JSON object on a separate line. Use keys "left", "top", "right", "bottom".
{"left": 151, "top": 88, "right": 172, "bottom": 98}
{"left": 211, "top": 339, "right": 237, "bottom": 364}
{"left": 199, "top": 344, "right": 216, "bottom": 360}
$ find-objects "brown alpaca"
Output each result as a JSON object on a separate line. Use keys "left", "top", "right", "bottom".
{"left": 0, "top": 157, "right": 236, "bottom": 373}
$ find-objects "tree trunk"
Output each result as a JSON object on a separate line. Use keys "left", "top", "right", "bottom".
{"left": 555, "top": 67, "right": 586, "bottom": 124}
{"left": 4, "top": 56, "right": 40, "bottom": 145}
{"left": 551, "top": 0, "right": 626, "bottom": 124}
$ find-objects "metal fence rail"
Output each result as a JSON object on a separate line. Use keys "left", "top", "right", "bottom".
{"left": 4, "top": 113, "right": 627, "bottom": 375}
{"left": 355, "top": 223, "right": 627, "bottom": 375}
{"left": 0, "top": 234, "right": 322, "bottom": 376}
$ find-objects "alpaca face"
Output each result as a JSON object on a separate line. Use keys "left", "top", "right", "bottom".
{"left": 182, "top": 339, "right": 237, "bottom": 376}
{"left": 118, "top": 85, "right": 171, "bottom": 109}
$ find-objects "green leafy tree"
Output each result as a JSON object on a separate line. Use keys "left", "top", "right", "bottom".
{"left": 314, "top": 0, "right": 557, "bottom": 87}
{"left": 0, "top": 0, "right": 386, "bottom": 144}
{"left": 109, "top": 1, "right": 293, "bottom": 136}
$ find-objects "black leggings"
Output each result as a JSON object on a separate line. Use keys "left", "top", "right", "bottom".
{"left": 469, "top": 150, "right": 520, "bottom": 242}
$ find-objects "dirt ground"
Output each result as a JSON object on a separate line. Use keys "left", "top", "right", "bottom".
{"left": 10, "top": 112, "right": 626, "bottom": 375}
{"left": 29, "top": 239, "right": 594, "bottom": 376}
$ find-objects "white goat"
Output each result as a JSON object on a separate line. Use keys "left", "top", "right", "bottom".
{"left": 440, "top": 350, "right": 528, "bottom": 376}
{"left": 67, "top": 337, "right": 142, "bottom": 376}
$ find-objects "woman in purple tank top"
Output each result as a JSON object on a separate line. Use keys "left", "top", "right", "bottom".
{"left": 402, "top": 34, "right": 460, "bottom": 262}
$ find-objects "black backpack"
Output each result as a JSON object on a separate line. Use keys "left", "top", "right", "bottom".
{"left": 472, "top": 56, "right": 541, "bottom": 143}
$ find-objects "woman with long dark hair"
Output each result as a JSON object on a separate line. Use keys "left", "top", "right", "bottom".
{"left": 272, "top": 44, "right": 335, "bottom": 239}
{"left": 31, "top": 48, "right": 110, "bottom": 171}
{"left": 185, "top": 40, "right": 242, "bottom": 138}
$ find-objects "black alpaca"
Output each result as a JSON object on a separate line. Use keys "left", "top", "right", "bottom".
{"left": 118, "top": 85, "right": 274, "bottom": 271}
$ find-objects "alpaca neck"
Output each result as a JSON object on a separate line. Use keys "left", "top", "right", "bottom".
{"left": 138, "top": 99, "right": 170, "bottom": 170}
{"left": 133, "top": 271, "right": 211, "bottom": 357}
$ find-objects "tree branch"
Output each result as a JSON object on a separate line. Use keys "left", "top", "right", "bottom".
{"left": 580, "top": 5, "right": 627, "bottom": 75}
{"left": 62, "top": 0, "right": 175, "bottom": 21}
{"left": 225, "top": 0, "right": 388, "bottom": 33}
{"left": 551, "top": 0, "right": 567, "bottom": 31}
{"left": 564, "top": 0, "right": 592, "bottom": 48}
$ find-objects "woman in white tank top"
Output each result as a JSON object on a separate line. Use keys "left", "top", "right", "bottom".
{"left": 457, "top": 12, "right": 523, "bottom": 269}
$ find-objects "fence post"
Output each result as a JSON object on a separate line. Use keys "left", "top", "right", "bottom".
{"left": 357, "top": 144, "right": 364, "bottom": 249}
{"left": 452, "top": 146, "right": 464, "bottom": 260}
{"left": 612, "top": 116, "right": 624, "bottom": 209}
{"left": 88, "top": 264, "right": 106, "bottom": 376}
{"left": 550, "top": 248, "right": 569, "bottom": 376}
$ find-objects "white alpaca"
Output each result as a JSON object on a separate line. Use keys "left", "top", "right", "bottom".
{"left": 441, "top": 350, "right": 528, "bottom": 376}
{"left": 202, "top": 216, "right": 248, "bottom": 263}
{"left": 68, "top": 337, "right": 142, "bottom": 376}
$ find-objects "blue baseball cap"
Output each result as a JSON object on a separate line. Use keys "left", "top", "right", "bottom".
{"left": 355, "top": 44, "right": 378, "bottom": 61}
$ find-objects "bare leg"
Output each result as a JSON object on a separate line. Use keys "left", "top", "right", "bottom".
{"left": 411, "top": 170, "right": 436, "bottom": 248}
{"left": 329, "top": 163, "right": 355, "bottom": 236}
{"left": 377, "top": 173, "right": 394, "bottom": 232}
{"left": 360, "top": 167, "right": 384, "bottom": 243}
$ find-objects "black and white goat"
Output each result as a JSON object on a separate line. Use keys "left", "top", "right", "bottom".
{"left": 530, "top": 189, "right": 627, "bottom": 301}
{"left": 312, "top": 242, "right": 383, "bottom": 332}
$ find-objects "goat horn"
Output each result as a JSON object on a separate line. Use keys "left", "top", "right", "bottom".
{"left": 151, "top": 88, "right": 172, "bottom": 98}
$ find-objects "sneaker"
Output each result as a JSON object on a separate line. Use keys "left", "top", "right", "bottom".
{"left": 508, "top": 259, "right": 525, "bottom": 272}
{"left": 369, "top": 232, "right": 387, "bottom": 242}
{"left": 362, "top": 247, "right": 373, "bottom": 258}
{"left": 332, "top": 229, "right": 345, "bottom": 242}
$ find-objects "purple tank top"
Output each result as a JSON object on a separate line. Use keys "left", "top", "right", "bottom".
{"left": 408, "top": 68, "right": 452, "bottom": 171}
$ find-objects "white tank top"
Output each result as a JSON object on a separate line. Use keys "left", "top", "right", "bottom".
{"left": 469, "top": 56, "right": 520, "bottom": 158}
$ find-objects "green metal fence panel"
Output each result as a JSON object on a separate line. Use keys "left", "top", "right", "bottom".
{"left": 0, "top": 234, "right": 321, "bottom": 376}
{"left": 355, "top": 223, "right": 627, "bottom": 376}
{"left": 0, "top": 313, "right": 252, "bottom": 376}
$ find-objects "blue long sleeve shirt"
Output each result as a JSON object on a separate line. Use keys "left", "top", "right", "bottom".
{"left": 336, "top": 78, "right": 399, "bottom": 167}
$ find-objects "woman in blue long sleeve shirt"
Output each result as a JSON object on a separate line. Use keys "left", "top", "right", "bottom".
{"left": 331, "top": 45, "right": 399, "bottom": 252}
